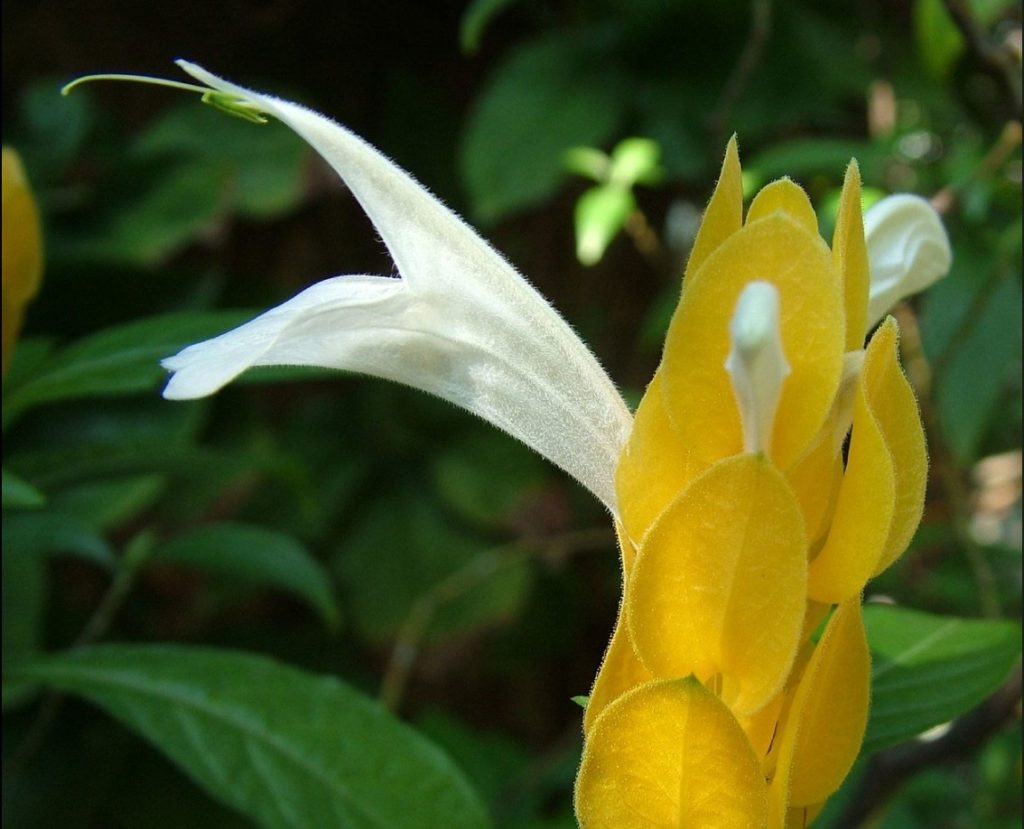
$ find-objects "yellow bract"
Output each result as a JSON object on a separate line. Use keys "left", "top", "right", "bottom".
{"left": 627, "top": 453, "right": 807, "bottom": 717}
{"left": 2, "top": 147, "right": 44, "bottom": 374}
{"left": 616, "top": 371, "right": 701, "bottom": 546}
{"left": 832, "top": 162, "right": 870, "bottom": 351}
{"left": 808, "top": 317, "right": 926, "bottom": 602}
{"left": 660, "top": 212, "right": 845, "bottom": 472}
{"left": 576, "top": 677, "right": 769, "bottom": 829}
{"left": 769, "top": 599, "right": 870, "bottom": 812}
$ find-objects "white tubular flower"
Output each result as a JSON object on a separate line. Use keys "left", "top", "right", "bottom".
{"left": 864, "top": 194, "right": 952, "bottom": 327}
{"left": 724, "top": 281, "right": 790, "bottom": 456}
{"left": 161, "top": 62, "right": 633, "bottom": 515}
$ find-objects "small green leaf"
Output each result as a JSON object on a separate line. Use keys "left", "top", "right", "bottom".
{"left": 864, "top": 605, "right": 1022, "bottom": 754}
{"left": 608, "top": 137, "right": 662, "bottom": 188}
{"left": 11, "top": 645, "right": 492, "bottom": 829}
{"left": 574, "top": 185, "right": 635, "bottom": 266}
{"left": 152, "top": 523, "right": 340, "bottom": 628}
{"left": 2, "top": 468, "right": 46, "bottom": 509}
{"left": 563, "top": 146, "right": 610, "bottom": 182}
{"left": 571, "top": 695, "right": 590, "bottom": 710}
{"left": 2, "top": 310, "right": 251, "bottom": 426}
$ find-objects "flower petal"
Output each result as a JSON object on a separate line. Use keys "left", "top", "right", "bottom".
{"left": 864, "top": 193, "right": 951, "bottom": 327}
{"left": 583, "top": 612, "right": 653, "bottom": 736}
{"left": 163, "top": 62, "right": 633, "bottom": 514}
{"left": 576, "top": 677, "right": 769, "bottom": 829}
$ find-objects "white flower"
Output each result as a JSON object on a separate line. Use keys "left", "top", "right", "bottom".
{"left": 864, "top": 193, "right": 952, "bottom": 328}
{"left": 159, "top": 62, "right": 951, "bottom": 518}
{"left": 161, "top": 62, "right": 634, "bottom": 516}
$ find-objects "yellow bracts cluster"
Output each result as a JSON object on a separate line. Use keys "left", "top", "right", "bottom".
{"left": 575, "top": 139, "right": 927, "bottom": 828}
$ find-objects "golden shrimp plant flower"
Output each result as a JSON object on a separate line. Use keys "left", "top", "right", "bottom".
{"left": 110, "top": 63, "right": 950, "bottom": 829}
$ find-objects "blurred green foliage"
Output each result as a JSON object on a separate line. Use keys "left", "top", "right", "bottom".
{"left": 2, "top": 1, "right": 1021, "bottom": 827}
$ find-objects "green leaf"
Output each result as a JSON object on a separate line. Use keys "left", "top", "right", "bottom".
{"left": 571, "top": 695, "right": 589, "bottom": 710}
{"left": 2, "top": 310, "right": 251, "bottom": 426}
{"left": 608, "top": 137, "right": 662, "bottom": 187}
{"left": 11, "top": 645, "right": 492, "bottom": 829}
{"left": 51, "top": 474, "right": 165, "bottom": 531}
{"left": 574, "top": 185, "right": 635, "bottom": 266}
{"left": 563, "top": 146, "right": 611, "bottom": 183}
{"left": 431, "top": 429, "right": 546, "bottom": 529}
{"left": 460, "top": 31, "right": 626, "bottom": 223}
{"left": 460, "top": 0, "right": 522, "bottom": 54}
{"left": 2, "top": 468, "right": 46, "bottom": 509}
{"left": 2, "top": 509, "right": 116, "bottom": 570}
{"left": 135, "top": 102, "right": 309, "bottom": 218}
{"left": 152, "top": 523, "right": 340, "bottom": 628}
{"left": 933, "top": 277, "right": 1022, "bottom": 463}
{"left": 864, "top": 605, "right": 1022, "bottom": 754}
{"left": 336, "top": 483, "right": 531, "bottom": 643}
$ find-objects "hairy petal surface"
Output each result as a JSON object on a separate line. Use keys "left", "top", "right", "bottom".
{"left": 576, "top": 677, "right": 769, "bottom": 829}
{"left": 162, "top": 62, "right": 633, "bottom": 514}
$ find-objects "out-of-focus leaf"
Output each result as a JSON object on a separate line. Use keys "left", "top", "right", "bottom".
{"left": 336, "top": 483, "right": 531, "bottom": 643}
{"left": 914, "top": 0, "right": 966, "bottom": 77}
{"left": 431, "top": 430, "right": 546, "bottom": 529}
{"left": 574, "top": 185, "right": 635, "bottom": 266}
{"left": 54, "top": 158, "right": 226, "bottom": 266}
{"left": 2, "top": 510, "right": 116, "bottom": 570}
{"left": 134, "top": 102, "right": 309, "bottom": 218}
{"left": 4, "top": 400, "right": 205, "bottom": 490}
{"left": 12, "top": 645, "right": 492, "bottom": 829}
{"left": 608, "top": 138, "right": 662, "bottom": 187}
{"left": 2, "top": 550, "right": 47, "bottom": 698}
{"left": 2, "top": 468, "right": 46, "bottom": 509}
{"left": 933, "top": 277, "right": 1022, "bottom": 463}
{"left": 152, "top": 523, "right": 340, "bottom": 628}
{"left": 460, "top": 31, "right": 626, "bottom": 222}
{"left": 51, "top": 475, "right": 164, "bottom": 531}
{"left": 417, "top": 709, "right": 530, "bottom": 807}
{"left": 2, "top": 310, "right": 251, "bottom": 426}
{"left": 460, "top": 0, "right": 522, "bottom": 54}
{"left": 563, "top": 146, "right": 610, "bottom": 182}
{"left": 14, "top": 80, "right": 94, "bottom": 182}
{"left": 863, "top": 605, "right": 1022, "bottom": 753}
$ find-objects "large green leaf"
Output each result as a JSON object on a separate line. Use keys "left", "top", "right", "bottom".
{"left": 864, "top": 605, "right": 1021, "bottom": 754}
{"left": 11, "top": 645, "right": 492, "bottom": 829}
{"left": 1, "top": 310, "right": 251, "bottom": 426}
{"left": 152, "top": 523, "right": 340, "bottom": 628}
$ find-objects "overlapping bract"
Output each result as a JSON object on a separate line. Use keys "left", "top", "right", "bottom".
{"left": 576, "top": 140, "right": 943, "bottom": 828}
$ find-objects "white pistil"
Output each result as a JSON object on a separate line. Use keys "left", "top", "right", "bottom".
{"left": 725, "top": 281, "right": 790, "bottom": 456}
